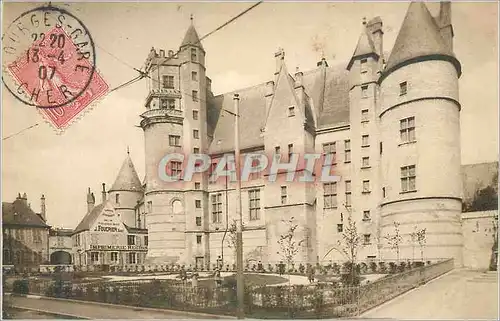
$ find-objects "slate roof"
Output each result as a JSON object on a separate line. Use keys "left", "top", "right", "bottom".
{"left": 181, "top": 24, "right": 204, "bottom": 50}
{"left": 109, "top": 155, "right": 143, "bottom": 193}
{"left": 2, "top": 200, "right": 50, "bottom": 228}
{"left": 347, "top": 30, "right": 378, "bottom": 70}
{"left": 124, "top": 224, "right": 148, "bottom": 234}
{"left": 385, "top": 2, "right": 455, "bottom": 73}
{"left": 73, "top": 203, "right": 106, "bottom": 234}
{"left": 207, "top": 63, "right": 350, "bottom": 152}
{"left": 50, "top": 228, "right": 73, "bottom": 236}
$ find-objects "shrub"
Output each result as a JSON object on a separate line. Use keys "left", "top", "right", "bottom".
{"left": 298, "top": 263, "right": 305, "bottom": 274}
{"left": 332, "top": 263, "right": 340, "bottom": 274}
{"left": 388, "top": 262, "right": 398, "bottom": 274}
{"left": 398, "top": 261, "right": 406, "bottom": 272}
{"left": 340, "top": 272, "right": 361, "bottom": 286}
{"left": 369, "top": 262, "right": 378, "bottom": 273}
{"left": 267, "top": 264, "right": 273, "bottom": 273}
{"left": 413, "top": 261, "right": 425, "bottom": 268}
{"left": 378, "top": 262, "right": 387, "bottom": 273}
{"left": 426, "top": 260, "right": 432, "bottom": 265}
{"left": 12, "top": 279, "right": 29, "bottom": 294}
{"left": 360, "top": 262, "right": 368, "bottom": 274}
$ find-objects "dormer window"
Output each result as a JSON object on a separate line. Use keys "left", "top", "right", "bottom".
{"left": 400, "top": 81, "right": 408, "bottom": 96}
{"left": 191, "top": 48, "right": 197, "bottom": 62}
{"left": 288, "top": 106, "right": 295, "bottom": 117}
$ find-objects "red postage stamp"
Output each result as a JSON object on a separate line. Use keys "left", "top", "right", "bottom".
{"left": 2, "top": 5, "right": 108, "bottom": 131}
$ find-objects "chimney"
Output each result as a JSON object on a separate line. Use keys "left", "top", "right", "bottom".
{"left": 101, "top": 183, "right": 107, "bottom": 203}
{"left": 274, "top": 48, "right": 285, "bottom": 76}
{"left": 265, "top": 81, "right": 275, "bottom": 116}
{"left": 207, "top": 76, "right": 212, "bottom": 94}
{"left": 367, "top": 16, "right": 384, "bottom": 59}
{"left": 159, "top": 49, "right": 165, "bottom": 57}
{"left": 87, "top": 188, "right": 95, "bottom": 212}
{"left": 438, "top": 2, "right": 453, "bottom": 51}
{"left": 20, "top": 192, "right": 28, "bottom": 206}
{"left": 40, "top": 194, "right": 46, "bottom": 221}
{"left": 294, "top": 67, "right": 303, "bottom": 88}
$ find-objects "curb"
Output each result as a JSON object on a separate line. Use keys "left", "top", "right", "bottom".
{"left": 358, "top": 269, "right": 455, "bottom": 318}
{"left": 10, "top": 305, "right": 91, "bottom": 319}
{"left": 7, "top": 293, "right": 236, "bottom": 319}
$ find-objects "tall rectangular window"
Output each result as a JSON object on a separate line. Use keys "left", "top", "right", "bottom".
{"left": 363, "top": 210, "right": 371, "bottom": 221}
{"left": 147, "top": 201, "right": 153, "bottom": 213}
{"left": 288, "top": 106, "right": 295, "bottom": 117}
{"left": 400, "top": 81, "right": 408, "bottom": 96}
{"left": 345, "top": 180, "right": 352, "bottom": 207}
{"left": 281, "top": 186, "right": 287, "bottom": 205}
{"left": 170, "top": 161, "right": 182, "bottom": 176}
{"left": 144, "top": 236, "right": 148, "bottom": 246}
{"left": 275, "top": 146, "right": 281, "bottom": 158}
{"left": 362, "top": 135, "right": 369, "bottom": 147}
{"left": 169, "top": 135, "right": 180, "bottom": 146}
{"left": 193, "top": 147, "right": 200, "bottom": 153}
{"left": 363, "top": 180, "right": 371, "bottom": 193}
{"left": 195, "top": 182, "right": 201, "bottom": 190}
{"left": 127, "top": 235, "right": 135, "bottom": 246}
{"left": 324, "top": 182, "right": 337, "bottom": 209}
{"left": 196, "top": 217, "right": 202, "bottom": 226}
{"left": 195, "top": 199, "right": 201, "bottom": 209}
{"left": 401, "top": 165, "right": 416, "bottom": 192}
{"left": 361, "top": 85, "right": 368, "bottom": 98}
{"left": 192, "top": 90, "right": 198, "bottom": 102}
{"left": 323, "top": 142, "right": 337, "bottom": 165}
{"left": 211, "top": 193, "right": 222, "bottom": 223}
{"left": 362, "top": 157, "right": 370, "bottom": 168}
{"left": 363, "top": 234, "right": 371, "bottom": 245}
{"left": 116, "top": 194, "right": 120, "bottom": 206}
{"left": 193, "top": 129, "right": 199, "bottom": 139}
{"left": 193, "top": 110, "right": 199, "bottom": 120}
{"left": 196, "top": 235, "right": 202, "bottom": 244}
{"left": 162, "top": 75, "right": 174, "bottom": 89}
{"left": 192, "top": 71, "right": 198, "bottom": 81}
{"left": 288, "top": 144, "right": 294, "bottom": 161}
{"left": 128, "top": 252, "right": 136, "bottom": 264}
{"left": 191, "top": 48, "right": 197, "bottom": 61}
{"left": 160, "top": 99, "right": 175, "bottom": 109}
{"left": 110, "top": 252, "right": 118, "bottom": 262}
{"left": 360, "top": 58, "right": 368, "bottom": 73}
{"left": 344, "top": 140, "right": 351, "bottom": 163}
{"left": 400, "top": 117, "right": 416, "bottom": 143}
{"left": 337, "top": 224, "right": 343, "bottom": 233}
{"left": 361, "top": 109, "right": 369, "bottom": 122}
{"left": 91, "top": 252, "right": 99, "bottom": 262}
{"left": 249, "top": 189, "right": 261, "bottom": 220}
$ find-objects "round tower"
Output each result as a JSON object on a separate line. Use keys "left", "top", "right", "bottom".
{"left": 378, "top": 2, "right": 463, "bottom": 265}
{"left": 140, "top": 19, "right": 209, "bottom": 265}
{"left": 108, "top": 152, "right": 144, "bottom": 228}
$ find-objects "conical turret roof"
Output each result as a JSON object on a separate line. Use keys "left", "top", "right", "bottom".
{"left": 181, "top": 24, "right": 204, "bottom": 50}
{"left": 109, "top": 154, "right": 143, "bottom": 193}
{"left": 347, "top": 29, "right": 378, "bottom": 70}
{"left": 385, "top": 2, "right": 454, "bottom": 72}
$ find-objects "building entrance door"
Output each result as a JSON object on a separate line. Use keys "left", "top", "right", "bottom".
{"left": 195, "top": 256, "right": 204, "bottom": 270}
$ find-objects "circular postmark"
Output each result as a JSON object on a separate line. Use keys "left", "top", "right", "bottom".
{"left": 2, "top": 4, "right": 96, "bottom": 109}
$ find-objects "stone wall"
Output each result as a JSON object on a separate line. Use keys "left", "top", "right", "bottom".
{"left": 462, "top": 210, "right": 498, "bottom": 270}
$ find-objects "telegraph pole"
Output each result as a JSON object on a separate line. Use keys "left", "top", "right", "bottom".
{"left": 233, "top": 93, "right": 244, "bottom": 318}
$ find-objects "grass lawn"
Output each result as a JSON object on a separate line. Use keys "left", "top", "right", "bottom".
{"left": 195, "top": 273, "right": 288, "bottom": 288}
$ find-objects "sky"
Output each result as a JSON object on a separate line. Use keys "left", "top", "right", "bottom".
{"left": 2, "top": 1, "right": 498, "bottom": 229}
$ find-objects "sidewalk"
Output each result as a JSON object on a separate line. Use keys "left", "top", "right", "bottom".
{"left": 360, "top": 269, "right": 498, "bottom": 319}
{"left": 8, "top": 295, "right": 234, "bottom": 319}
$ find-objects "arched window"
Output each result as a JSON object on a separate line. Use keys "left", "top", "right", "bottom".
{"left": 172, "top": 200, "right": 183, "bottom": 214}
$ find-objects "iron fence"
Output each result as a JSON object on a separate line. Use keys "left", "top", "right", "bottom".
{"left": 4, "top": 258, "right": 454, "bottom": 319}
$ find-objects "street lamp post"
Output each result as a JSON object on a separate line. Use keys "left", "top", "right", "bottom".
{"left": 233, "top": 93, "right": 244, "bottom": 319}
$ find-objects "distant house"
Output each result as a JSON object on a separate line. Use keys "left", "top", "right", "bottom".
{"left": 2, "top": 193, "right": 50, "bottom": 271}
{"left": 49, "top": 228, "right": 73, "bottom": 264}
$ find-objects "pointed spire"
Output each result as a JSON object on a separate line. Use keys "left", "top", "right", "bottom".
{"left": 181, "top": 17, "right": 204, "bottom": 50}
{"left": 384, "top": 2, "right": 457, "bottom": 74}
{"left": 109, "top": 154, "right": 143, "bottom": 193}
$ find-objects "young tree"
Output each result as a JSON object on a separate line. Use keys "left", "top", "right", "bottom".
{"left": 409, "top": 226, "right": 426, "bottom": 262}
{"left": 416, "top": 228, "right": 426, "bottom": 262}
{"left": 276, "top": 217, "right": 304, "bottom": 282}
{"left": 227, "top": 219, "right": 245, "bottom": 265}
{"left": 385, "top": 221, "right": 403, "bottom": 262}
{"left": 336, "top": 207, "right": 363, "bottom": 285}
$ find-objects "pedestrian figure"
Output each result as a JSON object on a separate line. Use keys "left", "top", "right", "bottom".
{"left": 308, "top": 265, "right": 316, "bottom": 283}
{"left": 214, "top": 268, "right": 222, "bottom": 287}
{"left": 278, "top": 261, "right": 285, "bottom": 276}
{"left": 257, "top": 260, "right": 263, "bottom": 272}
{"left": 191, "top": 272, "right": 199, "bottom": 288}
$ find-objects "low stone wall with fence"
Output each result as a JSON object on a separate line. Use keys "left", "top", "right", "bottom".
{"left": 5, "top": 258, "right": 454, "bottom": 318}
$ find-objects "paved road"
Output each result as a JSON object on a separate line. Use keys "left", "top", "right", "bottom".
{"left": 7, "top": 296, "right": 232, "bottom": 319}
{"left": 361, "top": 269, "right": 498, "bottom": 319}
